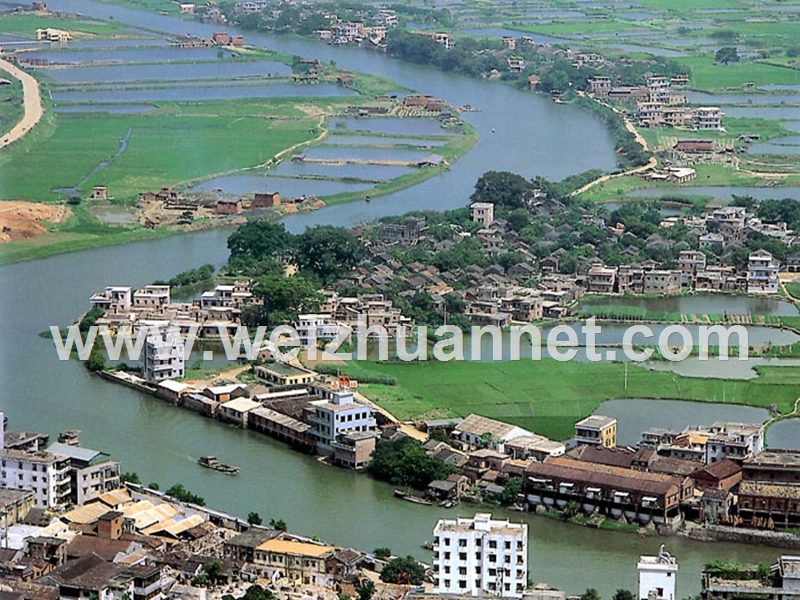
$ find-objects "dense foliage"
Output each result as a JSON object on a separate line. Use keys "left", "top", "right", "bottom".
{"left": 379, "top": 556, "right": 426, "bottom": 585}
{"left": 165, "top": 483, "right": 206, "bottom": 506}
{"left": 368, "top": 437, "right": 456, "bottom": 489}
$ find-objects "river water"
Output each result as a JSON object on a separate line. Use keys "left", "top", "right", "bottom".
{"left": 0, "top": 0, "right": 792, "bottom": 593}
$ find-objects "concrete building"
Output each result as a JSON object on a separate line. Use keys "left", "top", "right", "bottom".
{"left": 678, "top": 251, "right": 706, "bottom": 286}
{"left": 471, "top": 202, "right": 495, "bottom": 227}
{"left": 306, "top": 389, "right": 376, "bottom": 455}
{"left": 252, "top": 538, "right": 336, "bottom": 586}
{"left": 574, "top": 415, "right": 617, "bottom": 448}
{"left": 693, "top": 107, "right": 723, "bottom": 130}
{"left": 747, "top": 249, "right": 780, "bottom": 293}
{"left": 587, "top": 264, "right": 617, "bottom": 294}
{"left": 452, "top": 414, "right": 533, "bottom": 451}
{"left": 141, "top": 330, "right": 185, "bottom": 382}
{"left": 90, "top": 286, "right": 132, "bottom": 313}
{"left": 642, "top": 270, "right": 681, "bottom": 295}
{"left": 45, "top": 442, "right": 121, "bottom": 506}
{"left": 0, "top": 414, "right": 71, "bottom": 509}
{"left": 433, "top": 512, "right": 527, "bottom": 598}
{"left": 638, "top": 546, "right": 678, "bottom": 600}
{"left": 704, "top": 422, "right": 764, "bottom": 464}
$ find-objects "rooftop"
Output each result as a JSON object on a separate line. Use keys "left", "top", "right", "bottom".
{"left": 575, "top": 415, "right": 616, "bottom": 430}
{"left": 46, "top": 442, "right": 108, "bottom": 465}
{"left": 745, "top": 450, "right": 800, "bottom": 468}
{"left": 256, "top": 538, "right": 336, "bottom": 557}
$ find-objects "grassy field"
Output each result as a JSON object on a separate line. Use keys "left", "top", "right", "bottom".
{"left": 354, "top": 358, "right": 800, "bottom": 440}
{"left": 0, "top": 78, "right": 24, "bottom": 139}
{"left": 0, "top": 13, "right": 132, "bottom": 37}
{"left": 0, "top": 103, "right": 319, "bottom": 202}
{"left": 683, "top": 56, "right": 800, "bottom": 91}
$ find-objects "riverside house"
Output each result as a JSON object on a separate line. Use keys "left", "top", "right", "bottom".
{"left": 524, "top": 457, "right": 683, "bottom": 527}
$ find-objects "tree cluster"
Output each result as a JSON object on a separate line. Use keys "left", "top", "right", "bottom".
{"left": 367, "top": 437, "right": 456, "bottom": 489}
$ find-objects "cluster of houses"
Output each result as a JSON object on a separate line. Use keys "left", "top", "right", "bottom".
{"left": 88, "top": 282, "right": 256, "bottom": 381}
{"left": 145, "top": 368, "right": 380, "bottom": 470}
{"left": 0, "top": 420, "right": 120, "bottom": 512}
{"left": 524, "top": 417, "right": 800, "bottom": 531}
{"left": 0, "top": 471, "right": 382, "bottom": 600}
{"left": 588, "top": 73, "right": 723, "bottom": 132}
{"left": 585, "top": 247, "right": 781, "bottom": 295}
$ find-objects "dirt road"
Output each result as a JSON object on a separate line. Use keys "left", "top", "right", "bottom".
{"left": 0, "top": 58, "right": 44, "bottom": 149}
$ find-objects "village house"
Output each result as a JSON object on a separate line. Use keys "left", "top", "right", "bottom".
{"left": 693, "top": 106, "right": 723, "bottom": 130}
{"left": 703, "top": 555, "right": 800, "bottom": 600}
{"left": 218, "top": 397, "right": 262, "bottom": 428}
{"left": 215, "top": 198, "right": 242, "bottom": 215}
{"left": 586, "top": 264, "right": 617, "bottom": 294}
{"left": 254, "top": 363, "right": 316, "bottom": 389}
{"left": 252, "top": 538, "right": 337, "bottom": 586}
{"left": 574, "top": 416, "right": 617, "bottom": 448}
{"left": 452, "top": 414, "right": 534, "bottom": 452}
{"left": 251, "top": 192, "right": 281, "bottom": 208}
{"left": 747, "top": 249, "right": 780, "bottom": 293}
{"left": 525, "top": 457, "right": 683, "bottom": 527}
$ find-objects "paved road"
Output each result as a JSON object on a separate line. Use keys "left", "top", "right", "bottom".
{"left": 0, "top": 58, "right": 44, "bottom": 149}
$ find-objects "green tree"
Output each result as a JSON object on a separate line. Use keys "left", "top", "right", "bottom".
{"left": 581, "top": 590, "right": 601, "bottom": 600}
{"left": 368, "top": 438, "right": 456, "bottom": 489}
{"left": 613, "top": 591, "right": 634, "bottom": 600}
{"left": 165, "top": 483, "right": 206, "bottom": 506}
{"left": 379, "top": 556, "right": 426, "bottom": 585}
{"left": 715, "top": 47, "right": 739, "bottom": 65}
{"left": 227, "top": 220, "right": 294, "bottom": 263}
{"left": 294, "top": 225, "right": 366, "bottom": 284}
{"left": 203, "top": 561, "right": 223, "bottom": 584}
{"left": 470, "top": 171, "right": 534, "bottom": 210}
{"left": 251, "top": 274, "right": 321, "bottom": 326}
{"left": 247, "top": 512, "right": 263, "bottom": 525}
{"left": 87, "top": 348, "right": 107, "bottom": 372}
{"left": 120, "top": 472, "right": 141, "bottom": 485}
{"left": 269, "top": 518, "right": 287, "bottom": 531}
{"left": 355, "top": 578, "right": 376, "bottom": 600}
{"left": 373, "top": 547, "right": 392, "bottom": 560}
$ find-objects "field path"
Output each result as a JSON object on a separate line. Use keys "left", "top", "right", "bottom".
{"left": 0, "top": 58, "right": 43, "bottom": 149}
{"left": 571, "top": 94, "right": 657, "bottom": 196}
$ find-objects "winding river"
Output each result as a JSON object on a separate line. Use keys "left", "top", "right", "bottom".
{"left": 0, "top": 0, "right": 790, "bottom": 594}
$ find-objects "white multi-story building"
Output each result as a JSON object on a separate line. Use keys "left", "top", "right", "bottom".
{"left": 46, "top": 442, "right": 121, "bottom": 506}
{"left": 141, "top": 330, "right": 185, "bottom": 382}
{"left": 704, "top": 422, "right": 765, "bottom": 464}
{"left": 693, "top": 106, "right": 723, "bottom": 130}
{"left": 433, "top": 512, "right": 527, "bottom": 598}
{"left": 133, "top": 284, "right": 171, "bottom": 310}
{"left": 296, "top": 313, "right": 349, "bottom": 347}
{"left": 747, "top": 249, "right": 780, "bottom": 293}
{"left": 638, "top": 546, "right": 678, "bottom": 600}
{"left": 89, "top": 286, "right": 132, "bottom": 313}
{"left": 0, "top": 413, "right": 72, "bottom": 509}
{"left": 306, "top": 389, "right": 376, "bottom": 454}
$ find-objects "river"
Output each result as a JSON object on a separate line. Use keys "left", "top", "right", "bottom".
{"left": 0, "top": 0, "right": 790, "bottom": 594}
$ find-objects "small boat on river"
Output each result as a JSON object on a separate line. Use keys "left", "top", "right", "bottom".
{"left": 198, "top": 455, "right": 240, "bottom": 474}
{"left": 394, "top": 489, "right": 432, "bottom": 505}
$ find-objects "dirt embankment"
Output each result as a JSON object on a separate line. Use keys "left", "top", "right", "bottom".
{"left": 0, "top": 201, "right": 71, "bottom": 243}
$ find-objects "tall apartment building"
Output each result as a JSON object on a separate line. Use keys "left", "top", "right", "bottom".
{"left": 46, "top": 442, "right": 121, "bottom": 505}
{"left": 0, "top": 413, "right": 72, "bottom": 510}
{"left": 433, "top": 512, "right": 527, "bottom": 598}
{"left": 141, "top": 330, "right": 185, "bottom": 382}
